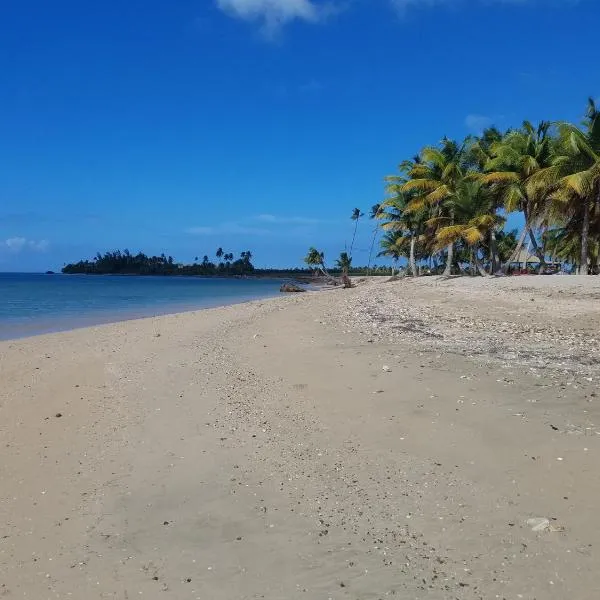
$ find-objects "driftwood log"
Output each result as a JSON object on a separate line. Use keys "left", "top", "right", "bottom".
{"left": 280, "top": 282, "right": 307, "bottom": 293}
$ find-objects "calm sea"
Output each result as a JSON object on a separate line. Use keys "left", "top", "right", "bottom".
{"left": 0, "top": 273, "right": 283, "bottom": 341}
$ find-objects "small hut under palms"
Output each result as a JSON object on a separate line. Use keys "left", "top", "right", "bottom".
{"left": 512, "top": 249, "right": 540, "bottom": 270}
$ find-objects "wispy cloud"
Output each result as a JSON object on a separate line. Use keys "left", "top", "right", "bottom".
{"left": 2, "top": 237, "right": 49, "bottom": 253}
{"left": 465, "top": 114, "right": 493, "bottom": 134}
{"left": 216, "top": 0, "right": 339, "bottom": 37}
{"left": 255, "top": 213, "right": 323, "bottom": 225}
{"left": 391, "top": 0, "right": 580, "bottom": 15}
{"left": 186, "top": 222, "right": 271, "bottom": 236}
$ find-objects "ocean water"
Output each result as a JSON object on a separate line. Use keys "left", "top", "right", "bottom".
{"left": 0, "top": 273, "right": 283, "bottom": 340}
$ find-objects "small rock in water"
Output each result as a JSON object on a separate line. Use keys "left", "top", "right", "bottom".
{"left": 527, "top": 517, "right": 550, "bottom": 532}
{"left": 382, "top": 366, "right": 392, "bottom": 373}
{"left": 55, "top": 413, "right": 63, "bottom": 418}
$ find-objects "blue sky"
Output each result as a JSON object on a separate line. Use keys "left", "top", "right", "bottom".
{"left": 1, "top": 0, "right": 599, "bottom": 271}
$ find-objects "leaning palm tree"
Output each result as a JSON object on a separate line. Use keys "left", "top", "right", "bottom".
{"left": 304, "top": 247, "right": 326, "bottom": 275}
{"left": 349, "top": 208, "right": 364, "bottom": 258}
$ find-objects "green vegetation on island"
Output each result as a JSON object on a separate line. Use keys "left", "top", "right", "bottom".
{"left": 62, "top": 248, "right": 255, "bottom": 276}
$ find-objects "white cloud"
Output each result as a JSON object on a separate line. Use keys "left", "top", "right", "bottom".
{"left": 3, "top": 237, "right": 49, "bottom": 253}
{"left": 216, "top": 0, "right": 335, "bottom": 36}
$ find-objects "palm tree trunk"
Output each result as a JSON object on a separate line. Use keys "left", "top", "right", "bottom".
{"left": 489, "top": 229, "right": 500, "bottom": 274}
{"left": 473, "top": 246, "right": 489, "bottom": 277}
{"left": 581, "top": 196, "right": 591, "bottom": 275}
{"left": 527, "top": 228, "right": 547, "bottom": 273}
{"left": 443, "top": 243, "right": 454, "bottom": 276}
{"left": 409, "top": 234, "right": 417, "bottom": 277}
{"left": 501, "top": 225, "right": 529, "bottom": 274}
{"left": 350, "top": 219, "right": 359, "bottom": 257}
{"left": 367, "top": 226, "right": 378, "bottom": 274}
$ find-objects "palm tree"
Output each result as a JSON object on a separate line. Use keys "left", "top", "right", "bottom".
{"left": 428, "top": 178, "right": 505, "bottom": 276}
{"left": 335, "top": 251, "right": 352, "bottom": 275}
{"left": 367, "top": 203, "right": 383, "bottom": 273}
{"left": 547, "top": 99, "right": 600, "bottom": 273}
{"left": 403, "top": 138, "right": 468, "bottom": 276}
{"left": 483, "top": 121, "right": 556, "bottom": 272}
{"left": 467, "top": 127, "right": 505, "bottom": 272}
{"left": 349, "top": 208, "right": 364, "bottom": 258}
{"left": 377, "top": 231, "right": 408, "bottom": 275}
{"left": 304, "top": 247, "right": 325, "bottom": 274}
{"left": 383, "top": 158, "right": 429, "bottom": 277}
{"left": 216, "top": 247, "right": 224, "bottom": 260}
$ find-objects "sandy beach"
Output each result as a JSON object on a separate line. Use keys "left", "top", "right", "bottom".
{"left": 1, "top": 276, "right": 600, "bottom": 599}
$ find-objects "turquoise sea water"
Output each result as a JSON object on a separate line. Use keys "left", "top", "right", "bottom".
{"left": 0, "top": 273, "right": 283, "bottom": 340}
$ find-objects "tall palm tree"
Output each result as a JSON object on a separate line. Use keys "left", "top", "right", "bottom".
{"left": 349, "top": 208, "right": 364, "bottom": 258}
{"left": 403, "top": 138, "right": 468, "bottom": 276}
{"left": 216, "top": 247, "right": 224, "bottom": 260}
{"left": 547, "top": 99, "right": 600, "bottom": 273}
{"left": 378, "top": 182, "right": 427, "bottom": 277}
{"left": 483, "top": 121, "right": 556, "bottom": 272}
{"left": 367, "top": 203, "right": 383, "bottom": 273}
{"left": 467, "top": 127, "right": 505, "bottom": 272}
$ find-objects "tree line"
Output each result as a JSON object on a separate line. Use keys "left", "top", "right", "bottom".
{"left": 62, "top": 248, "right": 255, "bottom": 276}
{"left": 307, "top": 99, "right": 600, "bottom": 276}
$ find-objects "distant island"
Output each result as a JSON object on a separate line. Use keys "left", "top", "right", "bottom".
{"left": 62, "top": 249, "right": 257, "bottom": 276}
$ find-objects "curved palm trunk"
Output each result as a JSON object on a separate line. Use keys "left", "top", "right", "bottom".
{"left": 350, "top": 219, "right": 360, "bottom": 257}
{"left": 527, "top": 228, "right": 547, "bottom": 273}
{"left": 409, "top": 234, "right": 417, "bottom": 277}
{"left": 367, "top": 226, "right": 378, "bottom": 274}
{"left": 501, "top": 225, "right": 529, "bottom": 274}
{"left": 581, "top": 196, "right": 591, "bottom": 275}
{"left": 442, "top": 243, "right": 454, "bottom": 276}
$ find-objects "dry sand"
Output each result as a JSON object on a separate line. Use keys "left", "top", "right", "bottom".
{"left": 1, "top": 276, "right": 600, "bottom": 599}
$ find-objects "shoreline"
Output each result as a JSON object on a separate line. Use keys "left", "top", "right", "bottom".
{"left": 0, "top": 293, "right": 287, "bottom": 342}
{"left": 1, "top": 277, "right": 599, "bottom": 598}
{"left": 0, "top": 275, "right": 292, "bottom": 342}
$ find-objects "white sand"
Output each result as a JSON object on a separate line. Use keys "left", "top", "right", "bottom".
{"left": 1, "top": 277, "right": 599, "bottom": 599}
